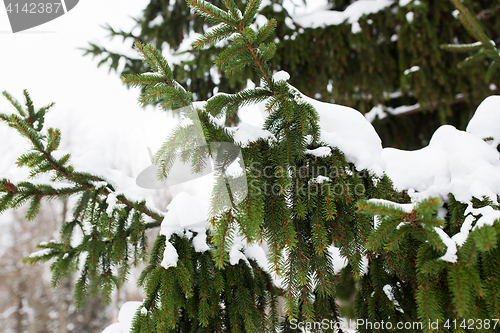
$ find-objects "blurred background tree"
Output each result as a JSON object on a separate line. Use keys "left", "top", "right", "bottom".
{"left": 84, "top": 0, "right": 500, "bottom": 150}
{"left": 0, "top": 200, "right": 110, "bottom": 333}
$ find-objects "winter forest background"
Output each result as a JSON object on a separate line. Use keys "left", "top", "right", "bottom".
{"left": 0, "top": 0, "right": 499, "bottom": 332}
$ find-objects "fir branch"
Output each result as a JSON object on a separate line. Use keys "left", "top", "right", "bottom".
{"left": 458, "top": 50, "right": 487, "bottom": 68}
{"left": 193, "top": 24, "right": 237, "bottom": 49}
{"left": 417, "top": 229, "right": 445, "bottom": 251}
{"left": 225, "top": 58, "right": 254, "bottom": 75}
{"left": 205, "top": 88, "right": 272, "bottom": 118}
{"left": 126, "top": 43, "right": 191, "bottom": 109}
{"left": 255, "top": 19, "right": 277, "bottom": 45}
{"left": 259, "top": 42, "right": 276, "bottom": 62}
{"left": 137, "top": 43, "right": 174, "bottom": 80}
{"left": 2, "top": 91, "right": 165, "bottom": 226}
{"left": 241, "top": 0, "right": 262, "bottom": 27}
{"left": 186, "top": 0, "right": 238, "bottom": 27}
{"left": 74, "top": 266, "right": 89, "bottom": 310}
{"left": 472, "top": 224, "right": 498, "bottom": 252}
{"left": 440, "top": 42, "right": 484, "bottom": 53}
{"left": 416, "top": 284, "right": 442, "bottom": 325}
{"left": 122, "top": 73, "right": 168, "bottom": 88}
{"left": 384, "top": 225, "right": 410, "bottom": 251}
{"left": 222, "top": 0, "right": 242, "bottom": 20}
{"left": 486, "top": 61, "right": 499, "bottom": 82}
{"left": 1, "top": 91, "right": 26, "bottom": 116}
{"left": 444, "top": 0, "right": 500, "bottom": 77}
{"left": 451, "top": 0, "right": 492, "bottom": 47}
{"left": 482, "top": 251, "right": 500, "bottom": 318}
{"left": 214, "top": 42, "right": 248, "bottom": 68}
{"left": 448, "top": 264, "right": 469, "bottom": 317}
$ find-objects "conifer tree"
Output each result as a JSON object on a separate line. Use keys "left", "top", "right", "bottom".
{"left": 84, "top": 0, "right": 500, "bottom": 149}
{"left": 1, "top": 1, "right": 500, "bottom": 332}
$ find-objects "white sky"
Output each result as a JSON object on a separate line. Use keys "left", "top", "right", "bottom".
{"left": 0, "top": 0, "right": 150, "bottom": 118}
{"left": 0, "top": 0, "right": 180, "bottom": 176}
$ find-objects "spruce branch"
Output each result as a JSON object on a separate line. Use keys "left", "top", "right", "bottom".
{"left": 1, "top": 90, "right": 169, "bottom": 310}
{"left": 184, "top": 0, "right": 320, "bottom": 166}
{"left": 193, "top": 23, "right": 237, "bottom": 49}
{"left": 442, "top": 0, "right": 500, "bottom": 78}
{"left": 255, "top": 19, "right": 277, "bottom": 45}
{"left": 241, "top": 0, "right": 262, "bottom": 27}
{"left": 186, "top": 0, "right": 239, "bottom": 27}
{"left": 80, "top": 43, "right": 136, "bottom": 73}
{"left": 222, "top": 0, "right": 242, "bottom": 20}
{"left": 1, "top": 90, "right": 164, "bottom": 225}
{"left": 359, "top": 198, "right": 446, "bottom": 252}
{"left": 123, "top": 42, "right": 192, "bottom": 110}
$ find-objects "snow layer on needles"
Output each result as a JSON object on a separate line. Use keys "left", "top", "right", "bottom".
{"left": 368, "top": 199, "right": 415, "bottom": 213}
{"left": 381, "top": 96, "right": 500, "bottom": 204}
{"left": 80, "top": 86, "right": 498, "bottom": 279}
{"left": 232, "top": 122, "right": 274, "bottom": 147}
{"left": 102, "top": 301, "right": 142, "bottom": 333}
{"left": 298, "top": 93, "right": 386, "bottom": 175}
{"left": 51, "top": 150, "right": 152, "bottom": 203}
{"left": 292, "top": 0, "right": 394, "bottom": 30}
{"left": 327, "top": 244, "right": 348, "bottom": 274}
{"left": 380, "top": 95, "right": 500, "bottom": 263}
{"left": 286, "top": 93, "right": 500, "bottom": 264}
{"left": 305, "top": 146, "right": 332, "bottom": 157}
{"left": 159, "top": 175, "right": 215, "bottom": 268}
{"left": 383, "top": 124, "right": 500, "bottom": 203}
{"left": 466, "top": 96, "right": 500, "bottom": 147}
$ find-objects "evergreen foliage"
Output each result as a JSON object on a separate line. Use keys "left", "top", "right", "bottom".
{"left": 356, "top": 195, "right": 500, "bottom": 332}
{"left": 1, "top": 1, "right": 500, "bottom": 332}
{"left": 441, "top": 0, "right": 500, "bottom": 82}
{"left": 83, "top": 0, "right": 500, "bottom": 149}
{"left": 0, "top": 90, "right": 158, "bottom": 309}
